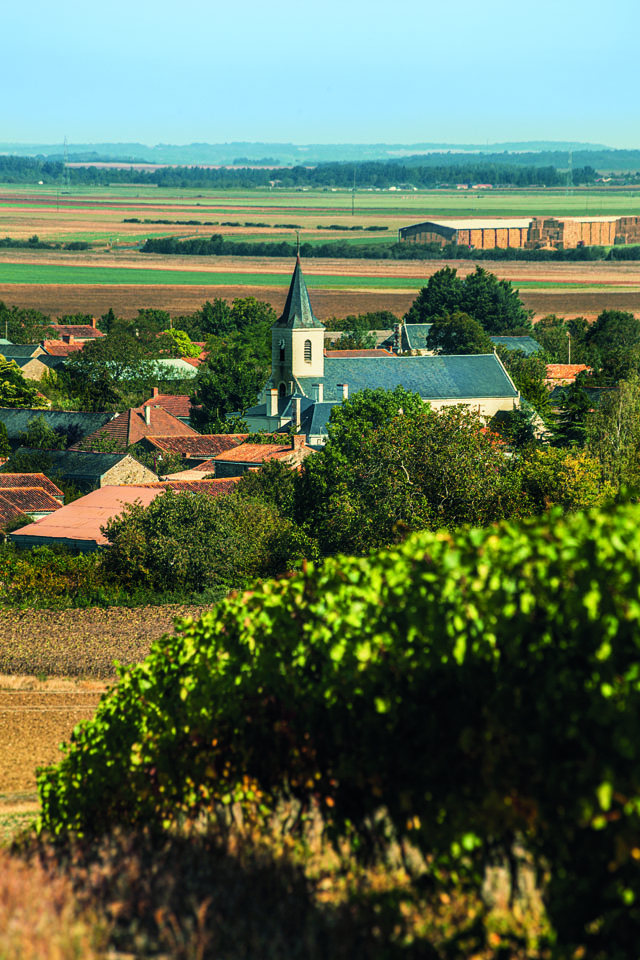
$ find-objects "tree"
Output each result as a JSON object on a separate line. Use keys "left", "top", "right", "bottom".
{"left": 17, "top": 414, "right": 66, "bottom": 450}
{"left": 65, "top": 326, "right": 158, "bottom": 407}
{"left": 297, "top": 403, "right": 524, "bottom": 556}
{"left": 553, "top": 379, "right": 591, "bottom": 446}
{"left": 0, "top": 302, "right": 57, "bottom": 343}
{"left": 0, "top": 356, "right": 47, "bottom": 408}
{"left": 329, "top": 315, "right": 377, "bottom": 350}
{"left": 190, "top": 338, "right": 269, "bottom": 432}
{"left": 585, "top": 310, "right": 640, "bottom": 382}
{"left": 497, "top": 348, "right": 552, "bottom": 420}
{"left": 403, "top": 266, "right": 463, "bottom": 323}
{"left": 158, "top": 328, "right": 200, "bottom": 358}
{"left": 236, "top": 458, "right": 301, "bottom": 520}
{"left": 518, "top": 446, "right": 614, "bottom": 512}
{"left": 101, "top": 489, "right": 314, "bottom": 592}
{"left": 461, "top": 266, "right": 532, "bottom": 334}
{"left": 426, "top": 311, "right": 494, "bottom": 355}
{"left": 128, "top": 443, "right": 183, "bottom": 477}
{"left": 587, "top": 377, "right": 640, "bottom": 490}
{"left": 0, "top": 421, "right": 9, "bottom": 457}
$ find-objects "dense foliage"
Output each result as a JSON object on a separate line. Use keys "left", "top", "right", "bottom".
{"left": 38, "top": 500, "right": 640, "bottom": 956}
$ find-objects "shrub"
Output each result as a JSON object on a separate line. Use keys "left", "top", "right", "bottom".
{"left": 38, "top": 500, "right": 640, "bottom": 955}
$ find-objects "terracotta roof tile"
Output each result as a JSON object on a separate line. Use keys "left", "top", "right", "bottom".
{"left": 0, "top": 497, "right": 27, "bottom": 528}
{"left": 133, "top": 478, "right": 241, "bottom": 494}
{"left": 140, "top": 393, "right": 195, "bottom": 418}
{"left": 49, "top": 324, "right": 105, "bottom": 339}
{"left": 0, "top": 474, "right": 64, "bottom": 499}
{"left": 0, "top": 487, "right": 62, "bottom": 513}
{"left": 546, "top": 364, "right": 589, "bottom": 380}
{"left": 42, "top": 340, "right": 85, "bottom": 356}
{"left": 145, "top": 434, "right": 248, "bottom": 458}
{"left": 213, "top": 442, "right": 313, "bottom": 464}
{"left": 71, "top": 406, "right": 200, "bottom": 452}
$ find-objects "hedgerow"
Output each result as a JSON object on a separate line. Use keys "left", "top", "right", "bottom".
{"left": 38, "top": 501, "right": 640, "bottom": 956}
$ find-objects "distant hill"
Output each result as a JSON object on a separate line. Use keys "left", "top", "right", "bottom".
{"left": 0, "top": 139, "right": 621, "bottom": 167}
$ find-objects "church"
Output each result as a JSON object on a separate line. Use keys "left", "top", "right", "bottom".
{"left": 244, "top": 257, "right": 521, "bottom": 445}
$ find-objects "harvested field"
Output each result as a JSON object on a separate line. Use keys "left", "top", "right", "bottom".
{"left": 0, "top": 603, "right": 209, "bottom": 679}
{"left": 0, "top": 676, "right": 105, "bottom": 795}
{"left": 2, "top": 281, "right": 640, "bottom": 321}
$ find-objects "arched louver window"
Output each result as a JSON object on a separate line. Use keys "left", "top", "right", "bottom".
{"left": 304, "top": 339, "right": 312, "bottom": 363}
{"left": 279, "top": 339, "right": 285, "bottom": 362}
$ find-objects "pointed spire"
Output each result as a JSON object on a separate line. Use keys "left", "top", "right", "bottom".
{"left": 273, "top": 257, "right": 324, "bottom": 329}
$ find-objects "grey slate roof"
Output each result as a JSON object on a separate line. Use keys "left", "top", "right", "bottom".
{"left": 13, "top": 448, "right": 137, "bottom": 481}
{"left": 301, "top": 401, "right": 340, "bottom": 437}
{"left": 490, "top": 336, "right": 542, "bottom": 356}
{"left": 273, "top": 258, "right": 324, "bottom": 330}
{"left": 0, "top": 409, "right": 114, "bottom": 441}
{"left": 297, "top": 354, "right": 518, "bottom": 401}
{"left": 0, "top": 343, "right": 43, "bottom": 359}
{"left": 246, "top": 393, "right": 315, "bottom": 419}
{"left": 403, "top": 325, "right": 541, "bottom": 356}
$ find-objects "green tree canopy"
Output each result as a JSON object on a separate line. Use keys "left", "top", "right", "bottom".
{"left": 328, "top": 315, "right": 377, "bottom": 350}
{"left": 426, "top": 311, "right": 494, "bottom": 355}
{"left": 189, "top": 337, "right": 269, "bottom": 432}
{"left": 0, "top": 356, "right": 47, "bottom": 408}
{"left": 585, "top": 309, "right": 640, "bottom": 382}
{"left": 17, "top": 413, "right": 66, "bottom": 450}
{"left": 158, "top": 328, "right": 200, "bottom": 358}
{"left": 404, "top": 266, "right": 531, "bottom": 334}
{"left": 0, "top": 302, "right": 57, "bottom": 344}
{"left": 587, "top": 377, "right": 640, "bottom": 489}
{"left": 65, "top": 326, "right": 158, "bottom": 407}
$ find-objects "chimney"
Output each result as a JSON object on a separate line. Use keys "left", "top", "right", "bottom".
{"left": 90, "top": 317, "right": 97, "bottom": 329}
{"left": 152, "top": 387, "right": 160, "bottom": 398}
{"left": 293, "top": 396, "right": 301, "bottom": 429}
{"left": 62, "top": 334, "right": 73, "bottom": 344}
{"left": 312, "top": 383, "right": 324, "bottom": 402}
{"left": 144, "top": 406, "right": 151, "bottom": 426}
{"left": 291, "top": 434, "right": 306, "bottom": 451}
{"left": 338, "top": 383, "right": 349, "bottom": 400}
{"left": 268, "top": 388, "right": 278, "bottom": 417}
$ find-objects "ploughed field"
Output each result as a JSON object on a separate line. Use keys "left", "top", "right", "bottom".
{"left": 0, "top": 604, "right": 209, "bottom": 819}
{"left": 1, "top": 247, "right": 640, "bottom": 319}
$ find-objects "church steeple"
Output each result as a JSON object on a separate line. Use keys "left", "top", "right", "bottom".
{"left": 270, "top": 257, "right": 325, "bottom": 391}
{"left": 273, "top": 257, "right": 324, "bottom": 330}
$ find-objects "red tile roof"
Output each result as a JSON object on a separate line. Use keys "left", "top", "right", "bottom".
{"left": 145, "top": 434, "right": 248, "bottom": 458}
{"left": 42, "top": 340, "right": 85, "bottom": 356}
{"left": 546, "top": 364, "right": 589, "bottom": 381}
{"left": 49, "top": 324, "right": 105, "bottom": 340}
{"left": 180, "top": 356, "right": 202, "bottom": 367}
{"left": 140, "top": 393, "right": 194, "bottom": 419}
{"left": 10, "top": 480, "right": 239, "bottom": 547}
{"left": 213, "top": 442, "right": 313, "bottom": 464}
{"left": 0, "top": 497, "right": 27, "bottom": 529}
{"left": 0, "top": 487, "right": 62, "bottom": 514}
{"left": 0, "top": 474, "right": 64, "bottom": 499}
{"left": 71, "top": 407, "right": 200, "bottom": 452}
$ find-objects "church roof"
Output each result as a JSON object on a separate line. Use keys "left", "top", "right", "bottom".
{"left": 297, "top": 354, "right": 518, "bottom": 401}
{"left": 273, "top": 258, "right": 324, "bottom": 330}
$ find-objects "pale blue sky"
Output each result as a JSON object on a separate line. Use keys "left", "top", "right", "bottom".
{"left": 3, "top": 0, "right": 637, "bottom": 146}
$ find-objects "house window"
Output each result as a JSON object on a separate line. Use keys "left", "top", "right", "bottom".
{"left": 304, "top": 339, "right": 312, "bottom": 363}
{"left": 279, "top": 382, "right": 286, "bottom": 398}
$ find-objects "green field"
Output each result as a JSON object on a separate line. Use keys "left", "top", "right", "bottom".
{"left": 1, "top": 183, "right": 640, "bottom": 248}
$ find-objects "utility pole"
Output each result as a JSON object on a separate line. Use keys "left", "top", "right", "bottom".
{"left": 567, "top": 329, "right": 571, "bottom": 364}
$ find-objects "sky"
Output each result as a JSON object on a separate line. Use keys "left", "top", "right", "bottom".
{"left": 3, "top": 0, "right": 637, "bottom": 148}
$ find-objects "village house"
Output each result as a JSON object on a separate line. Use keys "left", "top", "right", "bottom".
{"left": 10, "top": 478, "right": 239, "bottom": 551}
{"left": 211, "top": 435, "right": 313, "bottom": 478}
{"left": 13, "top": 450, "right": 159, "bottom": 490}
{"left": 140, "top": 389, "right": 197, "bottom": 424}
{"left": 244, "top": 258, "right": 520, "bottom": 443}
{"left": 71, "top": 405, "right": 201, "bottom": 453}
{"left": 0, "top": 409, "right": 115, "bottom": 450}
{"left": 139, "top": 434, "right": 248, "bottom": 468}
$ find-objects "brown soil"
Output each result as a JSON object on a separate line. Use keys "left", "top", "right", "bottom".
{"left": 0, "top": 678, "right": 105, "bottom": 794}
{"left": 0, "top": 603, "right": 208, "bottom": 679}
{"left": 2, "top": 281, "right": 640, "bottom": 321}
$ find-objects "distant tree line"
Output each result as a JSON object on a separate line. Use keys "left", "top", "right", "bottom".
{"left": 0, "top": 155, "right": 598, "bottom": 189}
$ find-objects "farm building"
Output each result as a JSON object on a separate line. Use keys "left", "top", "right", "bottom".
{"left": 398, "top": 215, "right": 640, "bottom": 250}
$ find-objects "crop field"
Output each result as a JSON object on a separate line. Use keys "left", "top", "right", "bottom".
{"left": 0, "top": 183, "right": 639, "bottom": 318}
{"left": 0, "top": 603, "right": 211, "bottom": 825}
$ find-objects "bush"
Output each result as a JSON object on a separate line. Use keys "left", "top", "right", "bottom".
{"left": 38, "top": 500, "right": 640, "bottom": 955}
{"left": 100, "top": 489, "right": 315, "bottom": 592}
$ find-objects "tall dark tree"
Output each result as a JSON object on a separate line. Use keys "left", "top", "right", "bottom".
{"left": 403, "top": 266, "right": 463, "bottom": 323}
{"left": 190, "top": 337, "right": 269, "bottom": 433}
{"left": 427, "top": 311, "right": 494, "bottom": 355}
